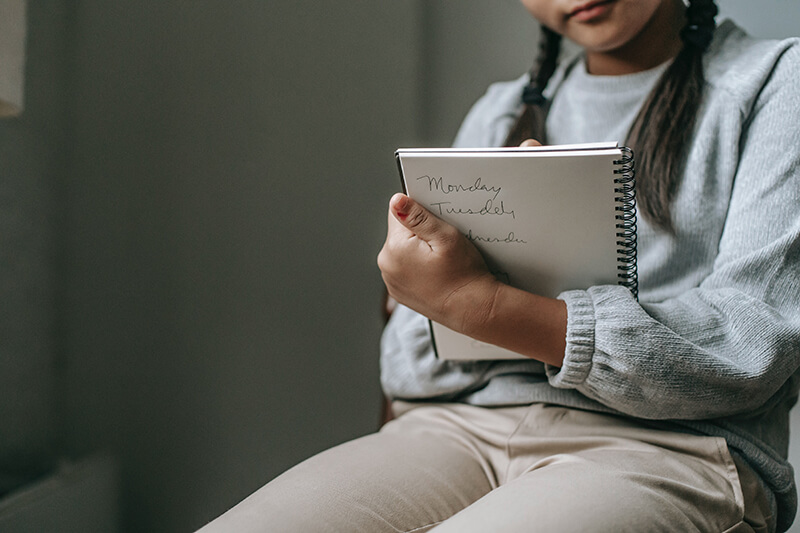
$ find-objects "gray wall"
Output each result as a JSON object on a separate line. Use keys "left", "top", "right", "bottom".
{"left": 60, "top": 2, "right": 421, "bottom": 531}
{"left": 0, "top": 0, "right": 69, "bottom": 496}
{"left": 720, "top": 0, "right": 800, "bottom": 40}
{"left": 418, "top": 0, "right": 536, "bottom": 146}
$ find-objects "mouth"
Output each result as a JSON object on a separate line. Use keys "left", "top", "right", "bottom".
{"left": 568, "top": 0, "right": 616, "bottom": 21}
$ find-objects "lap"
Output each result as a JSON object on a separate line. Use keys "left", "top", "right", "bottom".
{"left": 196, "top": 403, "right": 768, "bottom": 533}
{"left": 432, "top": 438, "right": 750, "bottom": 532}
{"left": 196, "top": 406, "right": 498, "bottom": 533}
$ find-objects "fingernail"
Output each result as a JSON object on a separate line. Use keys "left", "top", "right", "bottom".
{"left": 396, "top": 194, "right": 408, "bottom": 212}
{"left": 393, "top": 194, "right": 410, "bottom": 219}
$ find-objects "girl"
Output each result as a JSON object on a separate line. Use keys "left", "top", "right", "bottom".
{"left": 200, "top": 0, "right": 800, "bottom": 531}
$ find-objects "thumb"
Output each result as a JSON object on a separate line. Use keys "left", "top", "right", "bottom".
{"left": 390, "top": 193, "right": 446, "bottom": 242}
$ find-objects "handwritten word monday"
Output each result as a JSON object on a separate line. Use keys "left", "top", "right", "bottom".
{"left": 416, "top": 175, "right": 502, "bottom": 200}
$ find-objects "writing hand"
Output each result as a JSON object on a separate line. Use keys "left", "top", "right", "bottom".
{"left": 377, "top": 193, "right": 499, "bottom": 334}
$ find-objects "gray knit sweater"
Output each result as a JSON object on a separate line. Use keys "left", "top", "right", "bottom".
{"left": 381, "top": 21, "right": 800, "bottom": 531}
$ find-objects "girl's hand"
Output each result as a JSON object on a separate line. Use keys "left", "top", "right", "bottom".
{"left": 377, "top": 137, "right": 567, "bottom": 366}
{"left": 377, "top": 193, "right": 499, "bottom": 334}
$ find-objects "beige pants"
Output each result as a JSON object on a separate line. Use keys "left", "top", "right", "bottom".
{"left": 198, "top": 402, "right": 773, "bottom": 532}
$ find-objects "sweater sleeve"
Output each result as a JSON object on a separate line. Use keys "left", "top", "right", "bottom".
{"left": 545, "top": 46, "right": 800, "bottom": 420}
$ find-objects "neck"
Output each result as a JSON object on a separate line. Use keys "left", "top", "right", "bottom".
{"left": 586, "top": 0, "right": 686, "bottom": 75}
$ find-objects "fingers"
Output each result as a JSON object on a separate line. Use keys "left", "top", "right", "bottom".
{"left": 520, "top": 138, "right": 542, "bottom": 147}
{"left": 389, "top": 193, "right": 452, "bottom": 244}
{"left": 378, "top": 192, "right": 493, "bottom": 323}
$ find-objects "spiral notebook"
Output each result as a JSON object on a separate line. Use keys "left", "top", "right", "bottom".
{"left": 395, "top": 142, "right": 637, "bottom": 360}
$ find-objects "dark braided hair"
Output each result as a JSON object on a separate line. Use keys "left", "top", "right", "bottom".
{"left": 505, "top": 0, "right": 719, "bottom": 232}
{"left": 504, "top": 26, "right": 562, "bottom": 145}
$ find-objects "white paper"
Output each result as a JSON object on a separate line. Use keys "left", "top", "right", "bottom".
{"left": 397, "top": 144, "right": 631, "bottom": 360}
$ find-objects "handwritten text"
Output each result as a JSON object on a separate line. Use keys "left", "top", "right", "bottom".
{"left": 430, "top": 199, "right": 516, "bottom": 219}
{"left": 465, "top": 230, "right": 527, "bottom": 244}
{"left": 417, "top": 175, "right": 502, "bottom": 200}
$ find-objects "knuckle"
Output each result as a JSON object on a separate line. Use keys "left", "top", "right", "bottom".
{"left": 377, "top": 241, "right": 403, "bottom": 275}
{"left": 439, "top": 225, "right": 460, "bottom": 244}
{"left": 377, "top": 246, "right": 395, "bottom": 273}
{"left": 406, "top": 208, "right": 428, "bottom": 229}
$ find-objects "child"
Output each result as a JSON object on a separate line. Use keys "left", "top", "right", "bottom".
{"left": 200, "top": 0, "right": 800, "bottom": 531}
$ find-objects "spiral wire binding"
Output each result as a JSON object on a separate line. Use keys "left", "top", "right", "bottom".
{"left": 613, "top": 147, "right": 638, "bottom": 299}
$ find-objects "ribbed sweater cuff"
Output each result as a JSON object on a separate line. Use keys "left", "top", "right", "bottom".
{"left": 546, "top": 290, "right": 596, "bottom": 388}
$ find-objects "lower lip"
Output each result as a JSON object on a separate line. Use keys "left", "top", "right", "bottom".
{"left": 571, "top": 1, "right": 614, "bottom": 22}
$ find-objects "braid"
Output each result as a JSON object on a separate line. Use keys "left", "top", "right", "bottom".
{"left": 628, "top": 0, "right": 718, "bottom": 232}
{"left": 504, "top": 26, "right": 562, "bottom": 147}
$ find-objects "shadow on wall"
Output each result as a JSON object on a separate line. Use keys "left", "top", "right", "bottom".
{"left": 2, "top": 1, "right": 420, "bottom": 532}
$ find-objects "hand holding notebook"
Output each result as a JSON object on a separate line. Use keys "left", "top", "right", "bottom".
{"left": 393, "top": 142, "right": 637, "bottom": 361}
